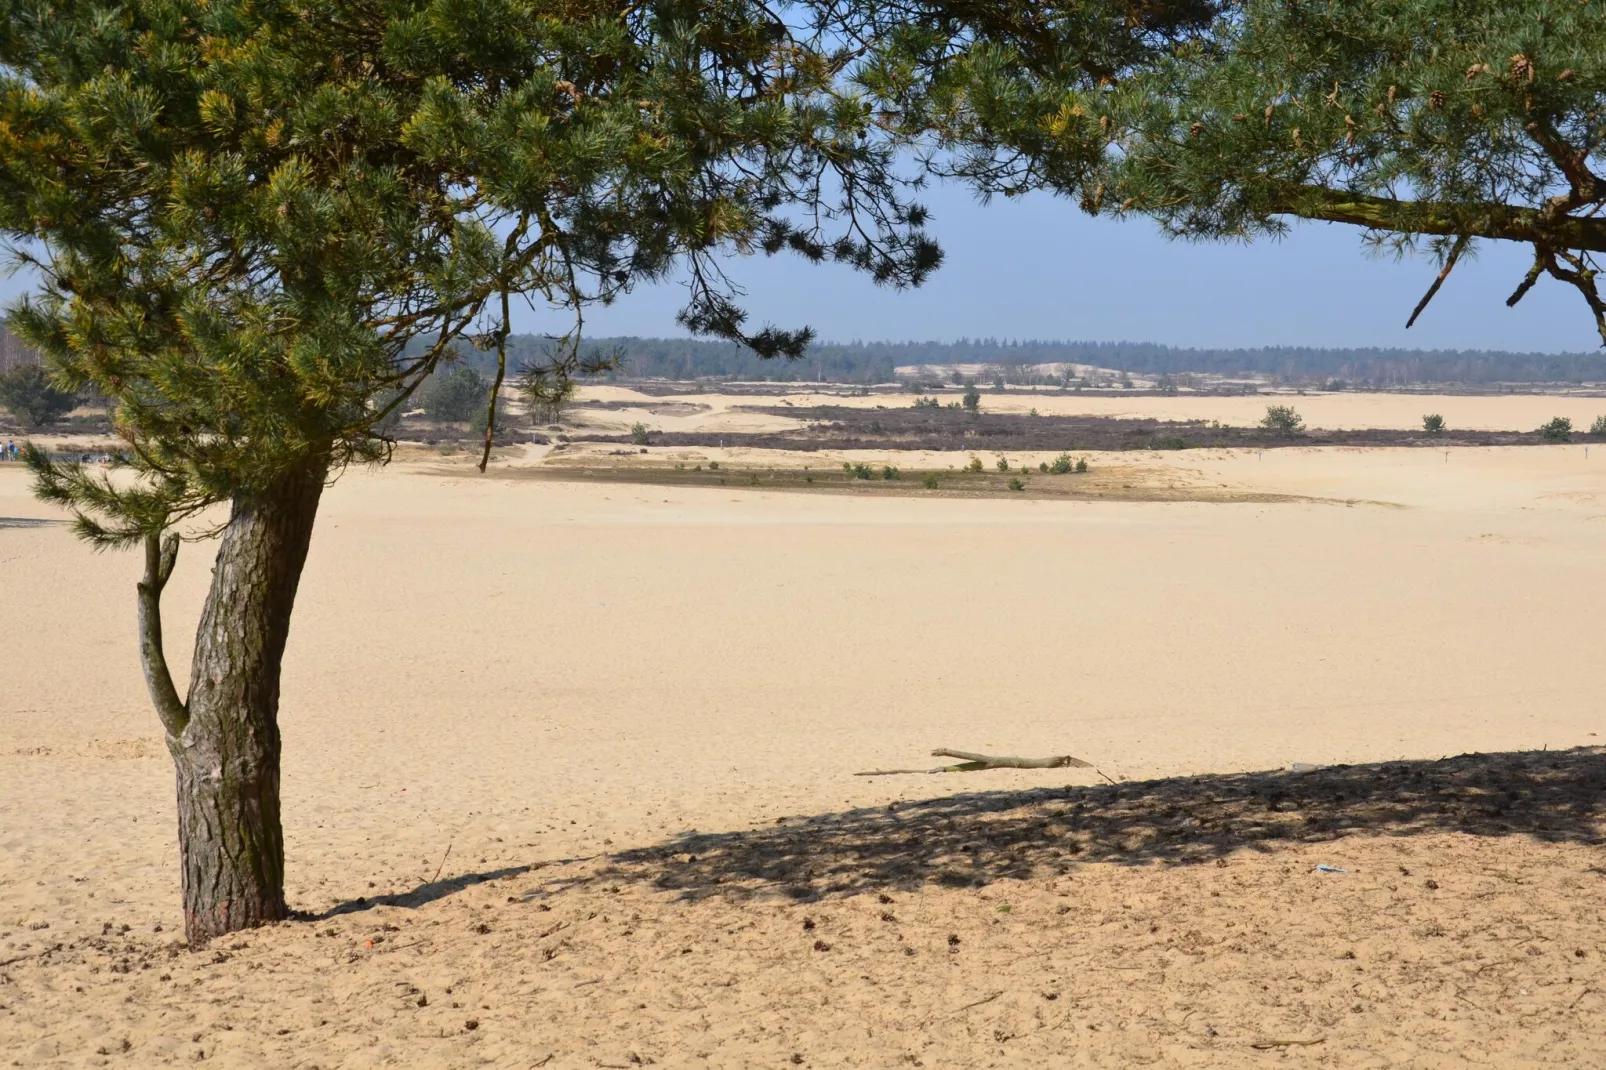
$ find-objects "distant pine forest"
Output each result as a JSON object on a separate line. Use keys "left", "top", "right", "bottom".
{"left": 472, "top": 336, "right": 1606, "bottom": 388}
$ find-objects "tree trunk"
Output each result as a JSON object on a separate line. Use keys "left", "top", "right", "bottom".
{"left": 163, "top": 458, "right": 327, "bottom": 945}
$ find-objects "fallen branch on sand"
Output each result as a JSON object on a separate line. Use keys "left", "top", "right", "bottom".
{"left": 855, "top": 749, "right": 1094, "bottom": 776}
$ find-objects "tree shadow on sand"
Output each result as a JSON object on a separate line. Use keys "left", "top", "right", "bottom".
{"left": 574, "top": 747, "right": 1606, "bottom": 903}
{"left": 314, "top": 865, "right": 532, "bottom": 918}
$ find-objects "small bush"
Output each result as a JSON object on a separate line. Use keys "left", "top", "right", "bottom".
{"left": 708, "top": 460, "right": 719, "bottom": 470}
{"left": 630, "top": 422, "right": 651, "bottom": 446}
{"left": 922, "top": 473, "right": 939, "bottom": 490}
{"left": 913, "top": 396, "right": 940, "bottom": 409}
{"left": 1423, "top": 413, "right": 1445, "bottom": 434}
{"left": 995, "top": 456, "right": 1009, "bottom": 472}
{"left": 1539, "top": 416, "right": 1573, "bottom": 443}
{"left": 849, "top": 462, "right": 873, "bottom": 479}
{"left": 1075, "top": 457, "right": 1088, "bottom": 473}
{"left": 420, "top": 365, "right": 487, "bottom": 422}
{"left": 1153, "top": 435, "right": 1187, "bottom": 450}
{"left": 1260, "top": 404, "right": 1304, "bottom": 434}
{"left": 1038, "top": 461, "right": 1048, "bottom": 473}
{"left": 1592, "top": 415, "right": 1606, "bottom": 435}
{"left": 962, "top": 385, "right": 981, "bottom": 415}
{"left": 469, "top": 399, "right": 508, "bottom": 437}
{"left": 1048, "top": 452, "right": 1074, "bottom": 474}
{"left": 881, "top": 466, "right": 900, "bottom": 480}
{"left": 1007, "top": 477, "right": 1025, "bottom": 491}
{"left": 0, "top": 365, "right": 77, "bottom": 428}
{"left": 966, "top": 455, "right": 984, "bottom": 472}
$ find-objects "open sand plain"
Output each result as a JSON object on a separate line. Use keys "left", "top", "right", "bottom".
{"left": 4, "top": 391, "right": 1606, "bottom": 1067}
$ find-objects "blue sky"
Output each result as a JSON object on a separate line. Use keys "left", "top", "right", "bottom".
{"left": 5, "top": 181, "right": 1599, "bottom": 354}
{"left": 573, "top": 182, "right": 1600, "bottom": 354}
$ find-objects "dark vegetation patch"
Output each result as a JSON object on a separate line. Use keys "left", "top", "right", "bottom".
{"left": 570, "top": 405, "right": 1583, "bottom": 453}
{"left": 499, "top": 460, "right": 1319, "bottom": 506}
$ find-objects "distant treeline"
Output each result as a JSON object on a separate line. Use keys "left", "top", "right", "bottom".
{"left": 442, "top": 335, "right": 1606, "bottom": 386}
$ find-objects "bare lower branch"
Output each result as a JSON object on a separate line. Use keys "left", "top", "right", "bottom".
{"left": 478, "top": 285, "right": 512, "bottom": 474}
{"left": 1405, "top": 234, "right": 1468, "bottom": 328}
{"left": 1506, "top": 249, "right": 1546, "bottom": 308}
{"left": 138, "top": 531, "right": 188, "bottom": 738}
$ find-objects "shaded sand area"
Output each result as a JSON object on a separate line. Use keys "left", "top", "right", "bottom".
{"left": 4, "top": 438, "right": 1606, "bottom": 1067}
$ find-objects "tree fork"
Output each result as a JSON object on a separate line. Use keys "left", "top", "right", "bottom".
{"left": 166, "top": 457, "right": 328, "bottom": 945}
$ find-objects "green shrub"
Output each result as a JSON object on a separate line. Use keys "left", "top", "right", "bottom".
{"left": 1422, "top": 413, "right": 1446, "bottom": 434}
{"left": 630, "top": 422, "right": 651, "bottom": 446}
{"left": 1592, "top": 415, "right": 1606, "bottom": 435}
{"left": 850, "top": 462, "right": 873, "bottom": 479}
{"left": 0, "top": 365, "right": 77, "bottom": 428}
{"left": 921, "top": 473, "right": 939, "bottom": 489}
{"left": 469, "top": 399, "right": 507, "bottom": 436}
{"left": 966, "top": 455, "right": 984, "bottom": 472}
{"left": 1048, "top": 452, "right": 1074, "bottom": 474}
{"left": 1153, "top": 435, "right": 1187, "bottom": 450}
{"left": 708, "top": 460, "right": 719, "bottom": 470}
{"left": 882, "top": 465, "right": 900, "bottom": 480}
{"left": 1539, "top": 416, "right": 1573, "bottom": 443}
{"left": 420, "top": 365, "right": 487, "bottom": 421}
{"left": 1074, "top": 457, "right": 1089, "bottom": 473}
{"left": 1260, "top": 404, "right": 1304, "bottom": 434}
{"left": 913, "top": 396, "right": 940, "bottom": 409}
{"left": 995, "top": 456, "right": 1009, "bottom": 472}
{"left": 1038, "top": 461, "right": 1048, "bottom": 473}
{"left": 1007, "top": 477, "right": 1025, "bottom": 491}
{"left": 962, "top": 385, "right": 981, "bottom": 414}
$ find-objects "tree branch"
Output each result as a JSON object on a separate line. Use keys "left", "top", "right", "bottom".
{"left": 137, "top": 531, "right": 188, "bottom": 739}
{"left": 1271, "top": 185, "right": 1606, "bottom": 252}
{"left": 1405, "top": 234, "right": 1469, "bottom": 329}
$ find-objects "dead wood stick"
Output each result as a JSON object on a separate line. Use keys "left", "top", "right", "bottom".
{"left": 930, "top": 749, "right": 1093, "bottom": 770}
{"left": 855, "top": 749, "right": 1095, "bottom": 776}
{"left": 1250, "top": 1037, "right": 1326, "bottom": 1050}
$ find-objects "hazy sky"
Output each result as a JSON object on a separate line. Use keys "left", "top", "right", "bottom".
{"left": 5, "top": 181, "right": 1601, "bottom": 354}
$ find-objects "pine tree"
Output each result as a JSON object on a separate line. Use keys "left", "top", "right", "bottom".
{"left": 1109, "top": 0, "right": 1606, "bottom": 340}
{"left": 0, "top": 0, "right": 935, "bottom": 943}
{"left": 882, "top": 0, "right": 1606, "bottom": 341}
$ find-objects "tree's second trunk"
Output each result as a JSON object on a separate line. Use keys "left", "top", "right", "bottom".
{"left": 167, "top": 458, "right": 326, "bottom": 945}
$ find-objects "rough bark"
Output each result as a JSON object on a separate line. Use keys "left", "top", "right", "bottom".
{"left": 156, "top": 457, "right": 328, "bottom": 945}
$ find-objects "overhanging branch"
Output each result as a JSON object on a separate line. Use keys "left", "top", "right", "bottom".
{"left": 1271, "top": 185, "right": 1606, "bottom": 253}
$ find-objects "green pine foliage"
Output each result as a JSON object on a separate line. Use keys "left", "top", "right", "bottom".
{"left": 0, "top": 0, "right": 940, "bottom": 544}
{"left": 870, "top": 0, "right": 1606, "bottom": 341}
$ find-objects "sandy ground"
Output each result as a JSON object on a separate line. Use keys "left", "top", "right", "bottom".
{"left": 569, "top": 384, "right": 1606, "bottom": 437}
{"left": 4, "top": 411, "right": 1606, "bottom": 1066}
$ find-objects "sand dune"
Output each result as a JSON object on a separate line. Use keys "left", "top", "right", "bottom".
{"left": 3, "top": 418, "right": 1606, "bottom": 1066}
